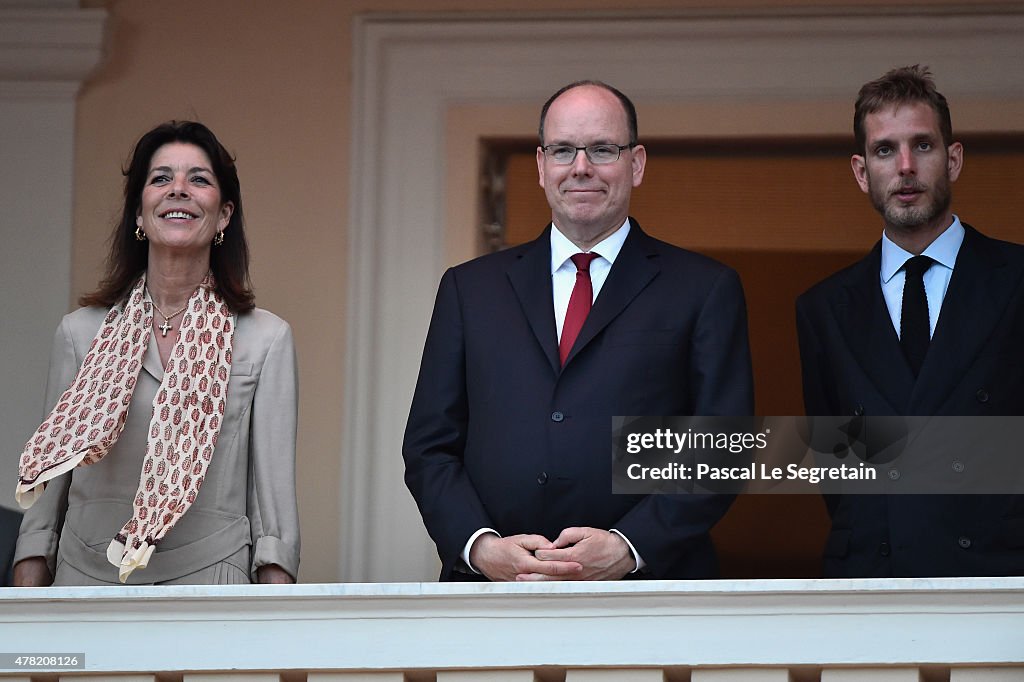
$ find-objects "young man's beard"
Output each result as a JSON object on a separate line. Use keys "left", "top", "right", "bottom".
{"left": 871, "top": 175, "right": 953, "bottom": 231}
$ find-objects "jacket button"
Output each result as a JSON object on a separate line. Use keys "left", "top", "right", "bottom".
{"left": 976, "top": 389, "right": 990, "bottom": 403}
{"left": 888, "top": 468, "right": 901, "bottom": 481}
{"left": 958, "top": 536, "right": 972, "bottom": 549}
{"left": 879, "top": 541, "right": 891, "bottom": 557}
{"left": 853, "top": 404, "right": 865, "bottom": 417}
{"left": 551, "top": 411, "right": 564, "bottom": 422}
{"left": 537, "top": 472, "right": 548, "bottom": 485}
{"left": 951, "top": 460, "right": 965, "bottom": 473}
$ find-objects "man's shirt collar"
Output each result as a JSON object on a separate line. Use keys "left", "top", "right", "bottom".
{"left": 881, "top": 215, "right": 965, "bottom": 283}
{"left": 550, "top": 218, "right": 631, "bottom": 275}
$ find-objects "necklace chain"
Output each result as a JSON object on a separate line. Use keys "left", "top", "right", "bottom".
{"left": 150, "top": 298, "right": 188, "bottom": 338}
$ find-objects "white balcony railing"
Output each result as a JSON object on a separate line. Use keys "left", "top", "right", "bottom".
{"left": 1, "top": 578, "right": 1023, "bottom": 680}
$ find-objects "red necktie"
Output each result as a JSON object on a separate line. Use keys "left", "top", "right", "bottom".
{"left": 560, "top": 252, "right": 600, "bottom": 365}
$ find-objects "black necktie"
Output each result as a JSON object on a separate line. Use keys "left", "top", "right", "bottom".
{"left": 900, "top": 255, "right": 934, "bottom": 376}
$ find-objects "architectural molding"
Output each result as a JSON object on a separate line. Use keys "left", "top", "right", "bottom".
{"left": 0, "top": 8, "right": 106, "bottom": 84}
{"left": 0, "top": 5, "right": 106, "bottom": 511}
{"left": 343, "top": 9, "right": 1024, "bottom": 582}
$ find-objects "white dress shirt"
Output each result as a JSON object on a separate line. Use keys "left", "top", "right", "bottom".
{"left": 551, "top": 218, "right": 630, "bottom": 340}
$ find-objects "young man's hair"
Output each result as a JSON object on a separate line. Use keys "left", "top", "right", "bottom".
{"left": 854, "top": 65, "right": 953, "bottom": 155}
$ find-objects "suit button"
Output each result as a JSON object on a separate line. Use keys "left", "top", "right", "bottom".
{"left": 888, "top": 468, "right": 901, "bottom": 481}
{"left": 958, "top": 536, "right": 972, "bottom": 549}
{"left": 537, "top": 472, "right": 548, "bottom": 485}
{"left": 952, "top": 460, "right": 965, "bottom": 473}
{"left": 976, "top": 389, "right": 990, "bottom": 403}
{"left": 853, "top": 404, "right": 865, "bottom": 417}
{"left": 551, "top": 411, "right": 564, "bottom": 422}
{"left": 879, "top": 542, "right": 891, "bottom": 557}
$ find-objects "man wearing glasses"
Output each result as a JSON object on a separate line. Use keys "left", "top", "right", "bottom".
{"left": 404, "top": 81, "right": 753, "bottom": 581}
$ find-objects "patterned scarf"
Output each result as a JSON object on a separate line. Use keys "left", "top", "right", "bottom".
{"left": 16, "top": 274, "right": 234, "bottom": 582}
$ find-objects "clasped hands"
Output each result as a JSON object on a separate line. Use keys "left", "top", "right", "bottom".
{"left": 469, "top": 527, "right": 635, "bottom": 582}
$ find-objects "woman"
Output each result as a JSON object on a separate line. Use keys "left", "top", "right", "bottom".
{"left": 12, "top": 121, "right": 299, "bottom": 585}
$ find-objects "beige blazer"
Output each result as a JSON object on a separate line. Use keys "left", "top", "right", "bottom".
{"left": 15, "top": 305, "right": 300, "bottom": 584}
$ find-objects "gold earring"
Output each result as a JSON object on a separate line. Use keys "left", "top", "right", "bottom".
{"left": 213, "top": 230, "right": 224, "bottom": 246}
{"left": 135, "top": 225, "right": 147, "bottom": 241}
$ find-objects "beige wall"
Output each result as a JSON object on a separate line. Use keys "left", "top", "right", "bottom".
{"left": 68, "top": 0, "right": 1024, "bottom": 582}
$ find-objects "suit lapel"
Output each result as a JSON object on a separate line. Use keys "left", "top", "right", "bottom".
{"left": 910, "top": 225, "right": 1016, "bottom": 412}
{"left": 562, "top": 219, "right": 660, "bottom": 367}
{"left": 506, "top": 227, "right": 560, "bottom": 375}
{"left": 833, "top": 243, "right": 913, "bottom": 413}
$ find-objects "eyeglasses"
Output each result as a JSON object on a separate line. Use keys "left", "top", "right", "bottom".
{"left": 540, "top": 143, "right": 635, "bottom": 165}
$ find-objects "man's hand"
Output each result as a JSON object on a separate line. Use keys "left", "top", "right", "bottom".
{"left": 521, "top": 527, "right": 634, "bottom": 581}
{"left": 256, "top": 563, "right": 295, "bottom": 584}
{"left": 469, "top": 533, "right": 583, "bottom": 582}
{"left": 12, "top": 557, "right": 52, "bottom": 587}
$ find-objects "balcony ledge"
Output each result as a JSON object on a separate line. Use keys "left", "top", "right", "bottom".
{"left": 1, "top": 577, "right": 1022, "bottom": 674}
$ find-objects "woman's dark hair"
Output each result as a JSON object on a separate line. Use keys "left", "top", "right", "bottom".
{"left": 80, "top": 120, "right": 255, "bottom": 313}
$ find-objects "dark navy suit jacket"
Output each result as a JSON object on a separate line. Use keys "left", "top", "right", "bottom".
{"left": 404, "top": 220, "right": 754, "bottom": 580}
{"left": 797, "top": 225, "right": 1024, "bottom": 577}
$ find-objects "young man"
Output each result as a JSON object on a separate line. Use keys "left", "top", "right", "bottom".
{"left": 797, "top": 66, "right": 1024, "bottom": 577}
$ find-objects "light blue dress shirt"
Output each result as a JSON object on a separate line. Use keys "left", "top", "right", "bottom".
{"left": 880, "top": 216, "right": 965, "bottom": 339}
